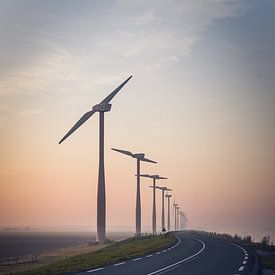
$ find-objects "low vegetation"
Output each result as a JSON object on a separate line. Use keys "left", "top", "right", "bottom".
{"left": 19, "top": 233, "right": 177, "bottom": 275}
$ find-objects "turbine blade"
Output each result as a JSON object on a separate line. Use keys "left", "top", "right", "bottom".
{"left": 158, "top": 176, "right": 168, "bottom": 179}
{"left": 111, "top": 148, "right": 133, "bottom": 157}
{"left": 150, "top": 185, "right": 161, "bottom": 189}
{"left": 166, "top": 188, "right": 172, "bottom": 191}
{"left": 100, "top": 75, "right": 132, "bottom": 104}
{"left": 59, "top": 110, "right": 96, "bottom": 144}
{"left": 139, "top": 174, "right": 151, "bottom": 178}
{"left": 141, "top": 157, "right": 157, "bottom": 164}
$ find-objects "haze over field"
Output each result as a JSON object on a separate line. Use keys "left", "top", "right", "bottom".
{"left": 0, "top": 0, "right": 274, "bottom": 241}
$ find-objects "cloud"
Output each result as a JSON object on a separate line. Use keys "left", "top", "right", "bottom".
{"left": 0, "top": 0, "right": 250, "bottom": 121}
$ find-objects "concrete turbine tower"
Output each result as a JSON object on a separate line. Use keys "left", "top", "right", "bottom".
{"left": 156, "top": 186, "right": 172, "bottom": 232}
{"left": 111, "top": 149, "right": 156, "bottom": 236}
{"left": 140, "top": 174, "right": 167, "bottom": 234}
{"left": 176, "top": 206, "right": 180, "bottom": 231}
{"left": 165, "top": 193, "right": 172, "bottom": 231}
{"left": 59, "top": 76, "right": 132, "bottom": 242}
{"left": 173, "top": 199, "right": 178, "bottom": 231}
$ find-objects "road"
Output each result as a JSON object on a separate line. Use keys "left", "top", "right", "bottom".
{"left": 76, "top": 231, "right": 257, "bottom": 275}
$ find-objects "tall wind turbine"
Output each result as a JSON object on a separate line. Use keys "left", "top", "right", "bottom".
{"left": 165, "top": 193, "right": 172, "bottom": 231}
{"left": 59, "top": 76, "right": 132, "bottom": 242}
{"left": 156, "top": 186, "right": 172, "bottom": 232}
{"left": 111, "top": 149, "right": 156, "bottom": 236}
{"left": 140, "top": 174, "right": 167, "bottom": 234}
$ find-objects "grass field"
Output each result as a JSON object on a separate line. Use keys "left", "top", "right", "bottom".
{"left": 19, "top": 233, "right": 177, "bottom": 275}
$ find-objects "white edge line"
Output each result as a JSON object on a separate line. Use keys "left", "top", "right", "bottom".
{"left": 146, "top": 234, "right": 206, "bottom": 275}
{"left": 114, "top": 262, "right": 126, "bottom": 266}
{"left": 238, "top": 266, "right": 244, "bottom": 271}
{"left": 87, "top": 267, "right": 104, "bottom": 273}
{"left": 87, "top": 232, "right": 181, "bottom": 273}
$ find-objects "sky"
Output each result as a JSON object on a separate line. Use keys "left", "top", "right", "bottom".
{"left": 0, "top": 0, "right": 274, "bottom": 241}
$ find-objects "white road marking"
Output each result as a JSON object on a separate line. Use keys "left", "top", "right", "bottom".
{"left": 132, "top": 257, "right": 142, "bottom": 261}
{"left": 146, "top": 234, "right": 206, "bottom": 275}
{"left": 238, "top": 266, "right": 244, "bottom": 271}
{"left": 245, "top": 256, "right": 248, "bottom": 260}
{"left": 242, "top": 260, "right": 247, "bottom": 264}
{"left": 87, "top": 267, "right": 104, "bottom": 273}
{"left": 168, "top": 248, "right": 171, "bottom": 250}
{"left": 162, "top": 250, "right": 167, "bottom": 252}
{"left": 114, "top": 262, "right": 126, "bottom": 266}
{"left": 156, "top": 252, "right": 161, "bottom": 255}
{"left": 146, "top": 254, "right": 153, "bottom": 258}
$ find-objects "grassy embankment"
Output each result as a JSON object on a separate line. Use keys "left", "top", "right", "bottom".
{"left": 19, "top": 233, "right": 177, "bottom": 275}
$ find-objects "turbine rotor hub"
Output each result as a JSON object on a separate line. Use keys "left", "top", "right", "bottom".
{"left": 133, "top": 153, "right": 145, "bottom": 159}
{"left": 93, "top": 103, "right": 112, "bottom": 112}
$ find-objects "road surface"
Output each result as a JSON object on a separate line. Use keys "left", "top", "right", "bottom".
{"left": 76, "top": 231, "right": 257, "bottom": 275}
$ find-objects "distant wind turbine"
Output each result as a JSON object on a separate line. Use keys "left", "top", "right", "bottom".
{"left": 165, "top": 193, "right": 172, "bottom": 231}
{"left": 111, "top": 149, "right": 156, "bottom": 236}
{"left": 140, "top": 174, "right": 167, "bottom": 234}
{"left": 59, "top": 76, "right": 132, "bottom": 242}
{"left": 179, "top": 211, "right": 188, "bottom": 230}
{"left": 156, "top": 186, "right": 172, "bottom": 232}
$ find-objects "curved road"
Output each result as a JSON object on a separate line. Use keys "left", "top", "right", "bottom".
{"left": 77, "top": 231, "right": 257, "bottom": 275}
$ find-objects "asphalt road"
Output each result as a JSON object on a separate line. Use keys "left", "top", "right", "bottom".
{"left": 77, "top": 231, "right": 257, "bottom": 275}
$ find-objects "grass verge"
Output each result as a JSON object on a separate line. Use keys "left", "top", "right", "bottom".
{"left": 19, "top": 233, "right": 177, "bottom": 275}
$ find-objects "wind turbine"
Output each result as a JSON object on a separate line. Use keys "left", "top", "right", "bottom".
{"left": 111, "top": 149, "right": 156, "bottom": 236}
{"left": 59, "top": 76, "right": 132, "bottom": 242}
{"left": 156, "top": 186, "right": 172, "bottom": 232}
{"left": 165, "top": 193, "right": 172, "bottom": 231}
{"left": 140, "top": 174, "right": 167, "bottom": 234}
{"left": 179, "top": 211, "right": 188, "bottom": 230}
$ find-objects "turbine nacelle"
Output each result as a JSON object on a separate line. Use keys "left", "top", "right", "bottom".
{"left": 133, "top": 153, "right": 145, "bottom": 159}
{"left": 93, "top": 103, "right": 112, "bottom": 112}
{"left": 156, "top": 186, "right": 172, "bottom": 191}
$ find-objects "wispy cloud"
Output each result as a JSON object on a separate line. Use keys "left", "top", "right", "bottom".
{"left": 0, "top": 0, "right": 250, "bottom": 121}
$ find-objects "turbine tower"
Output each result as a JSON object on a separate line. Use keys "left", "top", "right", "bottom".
{"left": 176, "top": 206, "right": 180, "bottom": 230}
{"left": 111, "top": 149, "right": 156, "bottom": 236}
{"left": 59, "top": 76, "right": 132, "bottom": 242}
{"left": 140, "top": 174, "right": 167, "bottom": 234}
{"left": 173, "top": 200, "right": 178, "bottom": 231}
{"left": 165, "top": 193, "right": 172, "bottom": 231}
{"left": 156, "top": 186, "right": 172, "bottom": 232}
